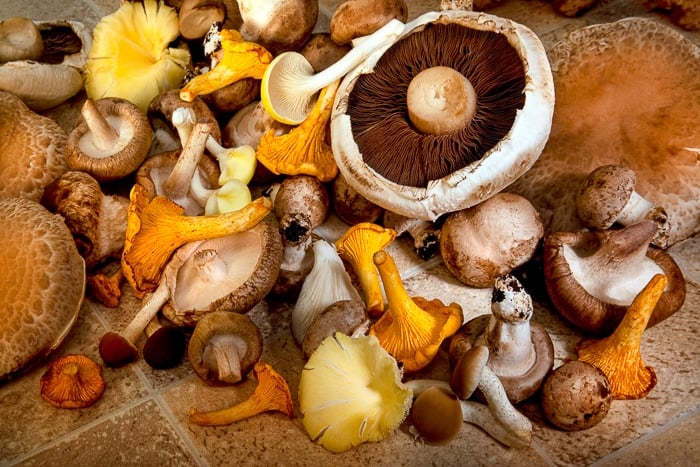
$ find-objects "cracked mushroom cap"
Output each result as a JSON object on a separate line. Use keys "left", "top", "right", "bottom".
{"left": 0, "top": 198, "right": 85, "bottom": 382}
{"left": 332, "top": 9, "right": 554, "bottom": 220}
{"left": 162, "top": 214, "right": 283, "bottom": 326}
{"left": 0, "top": 90, "right": 68, "bottom": 202}
{"left": 507, "top": 18, "right": 700, "bottom": 247}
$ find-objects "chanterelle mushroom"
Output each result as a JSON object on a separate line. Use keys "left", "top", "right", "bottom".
{"left": 188, "top": 311, "right": 263, "bottom": 385}
{"left": 40, "top": 354, "right": 106, "bottom": 409}
{"left": 507, "top": 18, "right": 700, "bottom": 247}
{"left": 0, "top": 198, "right": 85, "bottom": 381}
{"left": 332, "top": 9, "right": 554, "bottom": 220}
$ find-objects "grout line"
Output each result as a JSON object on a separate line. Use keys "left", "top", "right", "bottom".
{"left": 529, "top": 439, "right": 559, "bottom": 467}
{"left": 590, "top": 406, "right": 700, "bottom": 467}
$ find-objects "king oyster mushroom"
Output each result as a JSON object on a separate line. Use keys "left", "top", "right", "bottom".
{"left": 0, "top": 198, "right": 85, "bottom": 382}
{"left": 0, "top": 19, "right": 91, "bottom": 110}
{"left": 332, "top": 9, "right": 554, "bottom": 220}
{"left": 507, "top": 18, "right": 700, "bottom": 247}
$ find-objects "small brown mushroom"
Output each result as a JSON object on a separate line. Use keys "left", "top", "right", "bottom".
{"left": 440, "top": 193, "right": 544, "bottom": 288}
{"left": 332, "top": 172, "right": 384, "bottom": 225}
{"left": 0, "top": 17, "right": 43, "bottom": 63}
{"left": 40, "top": 354, "right": 106, "bottom": 409}
{"left": 188, "top": 311, "right": 263, "bottom": 385}
{"left": 411, "top": 385, "right": 463, "bottom": 445}
{"left": 178, "top": 0, "right": 226, "bottom": 40}
{"left": 271, "top": 175, "right": 330, "bottom": 243}
{"left": 329, "top": 0, "right": 408, "bottom": 46}
{"left": 540, "top": 360, "right": 612, "bottom": 431}
{"left": 142, "top": 316, "right": 188, "bottom": 370}
{"left": 236, "top": 0, "right": 318, "bottom": 54}
{"left": 301, "top": 300, "right": 370, "bottom": 358}
{"left": 0, "top": 198, "right": 85, "bottom": 382}
{"left": 300, "top": 33, "right": 351, "bottom": 73}
{"left": 65, "top": 97, "right": 153, "bottom": 182}
{"left": 147, "top": 89, "right": 222, "bottom": 146}
{"left": 543, "top": 220, "right": 686, "bottom": 335}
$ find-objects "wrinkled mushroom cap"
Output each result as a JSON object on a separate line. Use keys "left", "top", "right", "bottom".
{"left": 0, "top": 198, "right": 85, "bottom": 382}
{"left": 0, "top": 91, "right": 68, "bottom": 202}
{"left": 332, "top": 10, "right": 554, "bottom": 220}
{"left": 507, "top": 18, "right": 700, "bottom": 247}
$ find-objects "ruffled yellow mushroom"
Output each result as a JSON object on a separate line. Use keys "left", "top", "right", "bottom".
{"left": 576, "top": 274, "right": 667, "bottom": 400}
{"left": 121, "top": 183, "right": 271, "bottom": 295}
{"left": 180, "top": 29, "right": 273, "bottom": 102}
{"left": 189, "top": 362, "right": 294, "bottom": 426}
{"left": 299, "top": 333, "right": 412, "bottom": 453}
{"left": 85, "top": 0, "right": 190, "bottom": 111}
{"left": 370, "top": 250, "right": 464, "bottom": 373}
{"left": 335, "top": 222, "right": 396, "bottom": 318}
{"left": 256, "top": 79, "right": 339, "bottom": 182}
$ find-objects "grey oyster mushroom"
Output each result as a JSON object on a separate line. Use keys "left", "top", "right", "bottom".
{"left": 449, "top": 274, "right": 554, "bottom": 403}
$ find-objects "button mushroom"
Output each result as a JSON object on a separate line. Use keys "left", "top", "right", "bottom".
{"left": 576, "top": 164, "right": 669, "bottom": 248}
{"left": 449, "top": 274, "right": 554, "bottom": 403}
{"left": 369, "top": 250, "right": 463, "bottom": 373}
{"left": 576, "top": 274, "right": 667, "bottom": 400}
{"left": 235, "top": 0, "right": 318, "bottom": 54}
{"left": 0, "top": 197, "right": 85, "bottom": 382}
{"left": 330, "top": 0, "right": 408, "bottom": 46}
{"left": 332, "top": 9, "right": 554, "bottom": 220}
{"left": 189, "top": 362, "right": 294, "bottom": 426}
{"left": 331, "top": 172, "right": 384, "bottom": 226}
{"left": 65, "top": 97, "right": 152, "bottom": 181}
{"left": 188, "top": 311, "right": 263, "bottom": 385}
{"left": 543, "top": 220, "right": 686, "bottom": 335}
{"left": 440, "top": 193, "right": 544, "bottom": 288}
{"left": 40, "top": 354, "right": 106, "bottom": 409}
{"left": 271, "top": 174, "right": 330, "bottom": 244}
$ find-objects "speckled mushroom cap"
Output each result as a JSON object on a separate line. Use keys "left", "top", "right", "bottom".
{"left": 331, "top": 9, "right": 554, "bottom": 220}
{"left": 508, "top": 18, "right": 700, "bottom": 247}
{"left": 0, "top": 197, "right": 85, "bottom": 382}
{"left": 0, "top": 90, "right": 68, "bottom": 202}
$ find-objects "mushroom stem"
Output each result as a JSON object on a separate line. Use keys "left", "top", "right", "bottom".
{"left": 121, "top": 280, "right": 172, "bottom": 345}
{"left": 163, "top": 121, "right": 212, "bottom": 199}
{"left": 189, "top": 362, "right": 294, "bottom": 426}
{"left": 477, "top": 363, "right": 532, "bottom": 444}
{"left": 193, "top": 248, "right": 228, "bottom": 283}
{"left": 189, "top": 172, "right": 252, "bottom": 215}
{"left": 205, "top": 136, "right": 257, "bottom": 185}
{"left": 616, "top": 191, "right": 657, "bottom": 226}
{"left": 261, "top": 19, "right": 405, "bottom": 124}
{"left": 202, "top": 334, "right": 248, "bottom": 383}
{"left": 80, "top": 98, "right": 120, "bottom": 152}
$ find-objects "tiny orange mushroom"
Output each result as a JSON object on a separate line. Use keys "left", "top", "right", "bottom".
{"left": 576, "top": 274, "right": 667, "bottom": 400}
{"left": 40, "top": 354, "right": 106, "bottom": 409}
{"left": 121, "top": 184, "right": 272, "bottom": 296}
{"left": 256, "top": 79, "right": 340, "bottom": 182}
{"left": 188, "top": 362, "right": 294, "bottom": 426}
{"left": 179, "top": 29, "right": 273, "bottom": 102}
{"left": 369, "top": 250, "right": 463, "bottom": 373}
{"left": 335, "top": 222, "right": 397, "bottom": 318}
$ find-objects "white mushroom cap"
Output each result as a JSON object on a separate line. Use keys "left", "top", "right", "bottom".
{"left": 0, "top": 198, "right": 85, "bottom": 381}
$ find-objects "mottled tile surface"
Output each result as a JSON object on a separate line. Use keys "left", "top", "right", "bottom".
{"left": 1, "top": 0, "right": 699, "bottom": 466}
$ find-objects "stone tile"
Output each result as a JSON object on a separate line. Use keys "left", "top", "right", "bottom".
{"left": 669, "top": 236, "right": 700, "bottom": 286}
{"left": 19, "top": 400, "right": 199, "bottom": 466}
{"left": 1, "top": 0, "right": 105, "bottom": 30}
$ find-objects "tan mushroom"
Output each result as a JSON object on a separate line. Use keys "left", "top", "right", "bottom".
{"left": 66, "top": 97, "right": 153, "bottom": 182}
{"left": 188, "top": 311, "right": 263, "bottom": 385}
{"left": 0, "top": 17, "right": 43, "bottom": 63}
{"left": 0, "top": 90, "right": 68, "bottom": 202}
{"left": 507, "top": 18, "right": 700, "bottom": 247}
{"left": 235, "top": 0, "right": 318, "bottom": 54}
{"left": 0, "top": 198, "right": 85, "bottom": 382}
{"left": 329, "top": 0, "right": 408, "bottom": 46}
{"left": 178, "top": 0, "right": 226, "bottom": 40}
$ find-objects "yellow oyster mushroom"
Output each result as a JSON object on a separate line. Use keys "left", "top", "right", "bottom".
{"left": 335, "top": 222, "right": 397, "bottom": 318}
{"left": 299, "top": 333, "right": 412, "bottom": 453}
{"left": 256, "top": 79, "right": 339, "bottom": 182}
{"left": 85, "top": 0, "right": 190, "bottom": 111}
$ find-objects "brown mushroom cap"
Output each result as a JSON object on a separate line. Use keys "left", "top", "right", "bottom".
{"left": 541, "top": 360, "right": 612, "bottom": 431}
{"left": 0, "top": 90, "right": 68, "bottom": 202}
{"left": 0, "top": 17, "right": 44, "bottom": 63}
{"left": 575, "top": 164, "right": 637, "bottom": 229}
{"left": 147, "top": 89, "right": 222, "bottom": 144}
{"left": 450, "top": 345, "right": 489, "bottom": 400}
{"left": 301, "top": 300, "right": 370, "bottom": 358}
{"left": 66, "top": 97, "right": 153, "bottom": 181}
{"left": 0, "top": 197, "right": 85, "bottom": 382}
{"left": 411, "top": 385, "right": 463, "bottom": 445}
{"left": 543, "top": 223, "right": 686, "bottom": 335}
{"left": 507, "top": 18, "right": 700, "bottom": 247}
{"left": 236, "top": 0, "right": 318, "bottom": 54}
{"left": 300, "top": 33, "right": 351, "bottom": 73}
{"left": 40, "top": 354, "right": 106, "bottom": 409}
{"left": 329, "top": 0, "right": 408, "bottom": 46}
{"left": 162, "top": 213, "right": 283, "bottom": 326}
{"left": 187, "top": 310, "right": 263, "bottom": 385}
{"left": 332, "top": 10, "right": 554, "bottom": 220}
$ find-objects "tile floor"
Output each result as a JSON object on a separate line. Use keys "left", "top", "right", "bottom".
{"left": 1, "top": 0, "right": 699, "bottom": 466}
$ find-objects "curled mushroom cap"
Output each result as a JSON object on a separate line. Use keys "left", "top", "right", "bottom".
{"left": 543, "top": 220, "right": 686, "bottom": 335}
{"left": 332, "top": 10, "right": 554, "bottom": 220}
{"left": 507, "top": 18, "right": 700, "bottom": 247}
{"left": 0, "top": 91, "right": 68, "bottom": 202}
{"left": 40, "top": 354, "right": 106, "bottom": 409}
{"left": 0, "top": 198, "right": 85, "bottom": 381}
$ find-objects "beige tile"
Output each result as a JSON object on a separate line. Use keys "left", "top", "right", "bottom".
{"left": 19, "top": 400, "right": 199, "bottom": 466}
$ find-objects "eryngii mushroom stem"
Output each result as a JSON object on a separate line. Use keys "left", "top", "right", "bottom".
{"left": 79, "top": 98, "right": 121, "bottom": 151}
{"left": 189, "top": 362, "right": 294, "bottom": 426}
{"left": 202, "top": 334, "right": 248, "bottom": 383}
{"left": 99, "top": 278, "right": 171, "bottom": 367}
{"left": 163, "top": 121, "right": 212, "bottom": 199}
{"left": 260, "top": 18, "right": 405, "bottom": 125}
